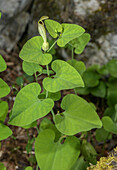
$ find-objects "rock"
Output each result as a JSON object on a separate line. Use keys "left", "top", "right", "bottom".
{"left": 74, "top": 0, "right": 100, "bottom": 16}
{"left": 0, "top": 0, "right": 32, "bottom": 52}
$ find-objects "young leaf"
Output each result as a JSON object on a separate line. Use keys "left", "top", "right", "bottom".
{"left": 19, "top": 36, "right": 52, "bottom": 65}
{"left": 9, "top": 83, "right": 54, "bottom": 126}
{"left": 0, "top": 101, "right": 8, "bottom": 122}
{"left": 45, "top": 19, "right": 62, "bottom": 38}
{"left": 107, "top": 59, "right": 117, "bottom": 78}
{"left": 40, "top": 118, "right": 61, "bottom": 142}
{"left": 107, "top": 86, "right": 117, "bottom": 106}
{"left": 102, "top": 116, "right": 117, "bottom": 134}
{"left": 22, "top": 61, "right": 43, "bottom": 76}
{"left": 70, "top": 33, "right": 90, "bottom": 54}
{"left": 55, "top": 94, "right": 102, "bottom": 135}
{"left": 0, "top": 78, "right": 10, "bottom": 98}
{"left": 0, "top": 55, "right": 7, "bottom": 72}
{"left": 39, "top": 89, "right": 61, "bottom": 101}
{"left": 35, "top": 129, "right": 80, "bottom": 170}
{"left": 96, "top": 128, "right": 112, "bottom": 142}
{"left": 83, "top": 71, "right": 100, "bottom": 87}
{"left": 67, "top": 59, "right": 86, "bottom": 75}
{"left": 91, "top": 81, "right": 106, "bottom": 98}
{"left": 43, "top": 60, "right": 84, "bottom": 92}
{"left": 0, "top": 123, "right": 12, "bottom": 141}
{"left": 57, "top": 24, "right": 85, "bottom": 47}
{"left": 74, "top": 86, "right": 90, "bottom": 95}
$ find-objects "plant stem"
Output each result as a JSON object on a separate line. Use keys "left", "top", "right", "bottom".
{"left": 36, "top": 164, "right": 38, "bottom": 170}
{"left": 45, "top": 65, "right": 50, "bottom": 98}
{"left": 72, "top": 48, "right": 74, "bottom": 60}
{"left": 46, "top": 65, "right": 50, "bottom": 76}
{"left": 59, "top": 135, "right": 67, "bottom": 143}
{"left": 36, "top": 124, "right": 39, "bottom": 134}
{"left": 47, "top": 39, "right": 58, "bottom": 53}
{"left": 51, "top": 109, "right": 55, "bottom": 118}
{"left": 35, "top": 73, "right": 37, "bottom": 82}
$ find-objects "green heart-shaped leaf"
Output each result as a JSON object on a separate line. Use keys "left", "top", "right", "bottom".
{"left": 45, "top": 19, "right": 62, "bottom": 38}
{"left": 107, "top": 86, "right": 117, "bottom": 106}
{"left": 55, "top": 94, "right": 102, "bottom": 135}
{"left": 107, "top": 59, "right": 117, "bottom": 78}
{"left": 0, "top": 123, "right": 12, "bottom": 141}
{"left": 22, "top": 61, "right": 43, "bottom": 76}
{"left": 43, "top": 60, "right": 84, "bottom": 92}
{"left": 9, "top": 83, "right": 54, "bottom": 126}
{"left": 0, "top": 101, "right": 8, "bottom": 122}
{"left": 0, "top": 78, "right": 10, "bottom": 98}
{"left": 96, "top": 128, "right": 112, "bottom": 142}
{"left": 0, "top": 55, "right": 7, "bottom": 72}
{"left": 83, "top": 71, "right": 100, "bottom": 87}
{"left": 35, "top": 129, "right": 80, "bottom": 170}
{"left": 57, "top": 24, "right": 85, "bottom": 47}
{"left": 91, "top": 81, "right": 106, "bottom": 98}
{"left": 39, "top": 118, "right": 61, "bottom": 142}
{"left": 19, "top": 36, "right": 52, "bottom": 65}
{"left": 71, "top": 33, "right": 90, "bottom": 54}
{"left": 74, "top": 86, "right": 90, "bottom": 95}
{"left": 102, "top": 116, "right": 117, "bottom": 134}
{"left": 67, "top": 59, "right": 86, "bottom": 75}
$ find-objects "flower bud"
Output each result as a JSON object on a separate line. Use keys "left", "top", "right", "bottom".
{"left": 42, "top": 42, "right": 49, "bottom": 51}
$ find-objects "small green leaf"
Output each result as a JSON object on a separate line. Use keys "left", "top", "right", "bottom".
{"left": 0, "top": 78, "right": 10, "bottom": 98}
{"left": 9, "top": 83, "right": 54, "bottom": 126}
{"left": 70, "top": 33, "right": 90, "bottom": 54}
{"left": 40, "top": 118, "right": 61, "bottom": 142}
{"left": 0, "top": 101, "right": 8, "bottom": 122}
{"left": 83, "top": 71, "right": 100, "bottom": 87}
{"left": 0, "top": 162, "right": 6, "bottom": 170}
{"left": 96, "top": 128, "right": 112, "bottom": 142}
{"left": 57, "top": 24, "right": 85, "bottom": 47}
{"left": 25, "top": 166, "right": 33, "bottom": 170}
{"left": 0, "top": 123, "right": 12, "bottom": 141}
{"left": 107, "top": 86, "right": 117, "bottom": 106}
{"left": 45, "top": 19, "right": 62, "bottom": 38}
{"left": 67, "top": 59, "right": 86, "bottom": 75}
{"left": 35, "top": 129, "right": 80, "bottom": 170}
{"left": 107, "top": 59, "right": 117, "bottom": 78}
{"left": 39, "top": 89, "right": 61, "bottom": 101}
{"left": 16, "top": 77, "right": 24, "bottom": 86}
{"left": 0, "top": 55, "right": 7, "bottom": 72}
{"left": 91, "top": 81, "right": 106, "bottom": 98}
{"left": 19, "top": 36, "right": 52, "bottom": 65}
{"left": 22, "top": 61, "right": 43, "bottom": 76}
{"left": 43, "top": 60, "right": 84, "bottom": 92}
{"left": 55, "top": 94, "right": 102, "bottom": 135}
{"left": 81, "top": 140, "right": 97, "bottom": 164}
{"left": 104, "top": 107, "right": 115, "bottom": 118}
{"left": 102, "top": 116, "right": 117, "bottom": 134}
{"left": 74, "top": 86, "right": 90, "bottom": 95}
{"left": 97, "top": 64, "right": 109, "bottom": 75}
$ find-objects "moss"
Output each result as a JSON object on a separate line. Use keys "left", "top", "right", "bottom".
{"left": 87, "top": 147, "right": 117, "bottom": 170}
